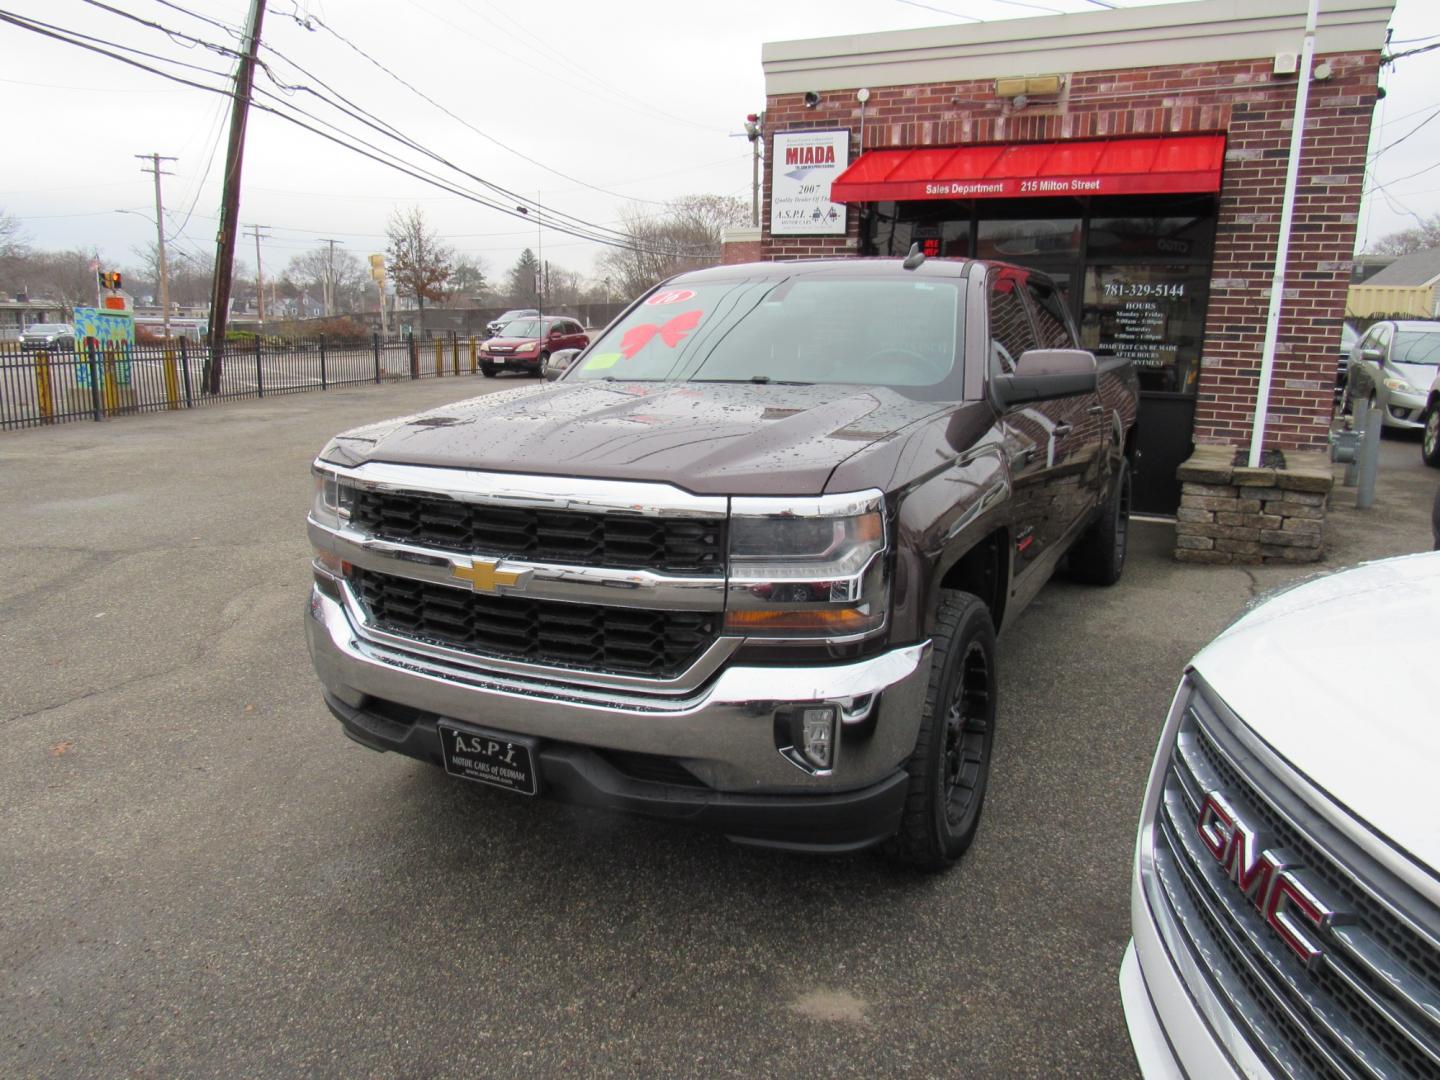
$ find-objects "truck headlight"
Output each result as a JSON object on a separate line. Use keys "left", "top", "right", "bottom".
{"left": 1383, "top": 376, "right": 1420, "bottom": 395}
{"left": 725, "top": 491, "right": 888, "bottom": 639}
{"left": 311, "top": 465, "right": 355, "bottom": 531}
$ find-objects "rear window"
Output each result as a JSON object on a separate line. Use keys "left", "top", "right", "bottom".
{"left": 573, "top": 275, "right": 964, "bottom": 397}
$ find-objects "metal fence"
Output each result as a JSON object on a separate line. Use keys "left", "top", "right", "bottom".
{"left": 0, "top": 333, "right": 497, "bottom": 431}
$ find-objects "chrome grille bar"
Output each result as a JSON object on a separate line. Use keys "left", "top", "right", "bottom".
{"left": 1145, "top": 679, "right": 1440, "bottom": 1080}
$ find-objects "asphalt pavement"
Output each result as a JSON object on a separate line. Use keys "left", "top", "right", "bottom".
{"left": 2, "top": 378, "right": 1434, "bottom": 1078}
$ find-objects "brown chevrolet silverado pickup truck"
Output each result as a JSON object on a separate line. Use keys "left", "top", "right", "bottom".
{"left": 307, "top": 255, "right": 1138, "bottom": 868}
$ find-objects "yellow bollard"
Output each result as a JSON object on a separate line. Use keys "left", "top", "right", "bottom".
{"left": 164, "top": 348, "right": 180, "bottom": 410}
{"left": 34, "top": 350, "right": 55, "bottom": 423}
{"left": 434, "top": 337, "right": 443, "bottom": 377}
{"left": 102, "top": 346, "right": 119, "bottom": 415}
{"left": 469, "top": 337, "right": 477, "bottom": 374}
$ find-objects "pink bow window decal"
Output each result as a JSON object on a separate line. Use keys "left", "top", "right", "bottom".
{"left": 619, "top": 309, "right": 702, "bottom": 359}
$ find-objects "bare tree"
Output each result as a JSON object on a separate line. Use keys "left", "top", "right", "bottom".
{"left": 597, "top": 194, "right": 745, "bottom": 301}
{"left": 385, "top": 206, "right": 453, "bottom": 313}
{"left": 281, "top": 246, "right": 368, "bottom": 312}
{"left": 1368, "top": 213, "right": 1440, "bottom": 256}
{"left": 0, "top": 208, "right": 27, "bottom": 260}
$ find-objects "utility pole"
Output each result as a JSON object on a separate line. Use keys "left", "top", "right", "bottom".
{"left": 137, "top": 153, "right": 177, "bottom": 341}
{"left": 247, "top": 224, "right": 270, "bottom": 329}
{"left": 318, "top": 238, "right": 342, "bottom": 316}
{"left": 205, "top": 0, "right": 266, "bottom": 391}
{"left": 536, "top": 188, "right": 544, "bottom": 325}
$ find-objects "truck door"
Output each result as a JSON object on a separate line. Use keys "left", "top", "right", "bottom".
{"left": 987, "top": 269, "right": 1098, "bottom": 591}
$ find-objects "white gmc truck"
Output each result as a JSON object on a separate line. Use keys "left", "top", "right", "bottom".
{"left": 1122, "top": 552, "right": 1440, "bottom": 1079}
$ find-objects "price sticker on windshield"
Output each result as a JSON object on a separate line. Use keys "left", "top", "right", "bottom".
{"left": 645, "top": 289, "right": 696, "bottom": 306}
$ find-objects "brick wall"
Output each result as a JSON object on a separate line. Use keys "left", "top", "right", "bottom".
{"left": 762, "top": 50, "right": 1380, "bottom": 452}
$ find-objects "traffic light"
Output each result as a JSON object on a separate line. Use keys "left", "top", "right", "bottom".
{"left": 744, "top": 113, "right": 761, "bottom": 142}
{"left": 368, "top": 254, "right": 385, "bottom": 283}
{"left": 97, "top": 270, "right": 123, "bottom": 290}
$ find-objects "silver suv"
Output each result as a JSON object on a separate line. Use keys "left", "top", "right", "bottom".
{"left": 20, "top": 323, "right": 75, "bottom": 351}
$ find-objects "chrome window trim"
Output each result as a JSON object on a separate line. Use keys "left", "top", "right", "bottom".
{"left": 314, "top": 459, "right": 728, "bottom": 519}
{"left": 311, "top": 519, "right": 725, "bottom": 610}
{"left": 329, "top": 572, "right": 740, "bottom": 695}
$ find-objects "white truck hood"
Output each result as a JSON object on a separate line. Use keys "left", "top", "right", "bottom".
{"left": 1191, "top": 551, "right": 1440, "bottom": 874}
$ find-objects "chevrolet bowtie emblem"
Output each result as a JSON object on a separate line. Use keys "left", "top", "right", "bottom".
{"left": 451, "top": 557, "right": 530, "bottom": 594}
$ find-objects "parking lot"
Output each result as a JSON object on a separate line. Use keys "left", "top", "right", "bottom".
{"left": 2, "top": 377, "right": 1434, "bottom": 1078}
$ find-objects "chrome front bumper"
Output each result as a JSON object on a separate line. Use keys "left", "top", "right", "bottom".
{"left": 306, "top": 584, "right": 930, "bottom": 795}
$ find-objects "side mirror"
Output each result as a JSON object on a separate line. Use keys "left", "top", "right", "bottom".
{"left": 1361, "top": 345, "right": 1384, "bottom": 363}
{"left": 992, "top": 348, "right": 1098, "bottom": 407}
{"left": 544, "top": 348, "right": 581, "bottom": 381}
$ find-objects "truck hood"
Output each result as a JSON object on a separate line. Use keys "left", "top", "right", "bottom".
{"left": 1191, "top": 552, "right": 1440, "bottom": 874}
{"left": 321, "top": 380, "right": 949, "bottom": 495}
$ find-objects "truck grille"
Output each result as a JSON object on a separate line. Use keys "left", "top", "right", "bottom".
{"left": 349, "top": 489, "right": 724, "bottom": 574}
{"left": 1150, "top": 683, "right": 1440, "bottom": 1079}
{"left": 350, "top": 568, "right": 717, "bottom": 678}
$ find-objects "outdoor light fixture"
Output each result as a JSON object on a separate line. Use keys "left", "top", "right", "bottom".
{"left": 996, "top": 74, "right": 1063, "bottom": 98}
{"left": 803, "top": 90, "right": 820, "bottom": 108}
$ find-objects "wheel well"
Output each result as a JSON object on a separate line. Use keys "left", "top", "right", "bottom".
{"left": 1123, "top": 422, "right": 1138, "bottom": 463}
{"left": 939, "top": 530, "right": 1008, "bottom": 631}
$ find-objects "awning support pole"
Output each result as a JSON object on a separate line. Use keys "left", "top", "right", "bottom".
{"left": 1248, "top": 0, "right": 1319, "bottom": 468}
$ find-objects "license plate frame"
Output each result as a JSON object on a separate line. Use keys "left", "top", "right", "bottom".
{"left": 436, "top": 722, "right": 539, "bottom": 796}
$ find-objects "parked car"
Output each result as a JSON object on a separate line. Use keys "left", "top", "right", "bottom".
{"left": 20, "top": 323, "right": 75, "bottom": 351}
{"left": 477, "top": 316, "right": 588, "bottom": 377}
{"left": 1336, "top": 321, "right": 1358, "bottom": 397}
{"left": 1120, "top": 550, "right": 1440, "bottom": 1079}
{"left": 1344, "top": 318, "right": 1440, "bottom": 429}
{"left": 306, "top": 256, "right": 1139, "bottom": 866}
{"left": 1421, "top": 368, "right": 1440, "bottom": 467}
{"left": 485, "top": 308, "right": 537, "bottom": 338}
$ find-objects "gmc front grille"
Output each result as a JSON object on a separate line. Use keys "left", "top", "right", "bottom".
{"left": 349, "top": 488, "right": 725, "bottom": 574}
{"left": 351, "top": 568, "right": 719, "bottom": 678}
{"left": 1149, "top": 683, "right": 1440, "bottom": 1080}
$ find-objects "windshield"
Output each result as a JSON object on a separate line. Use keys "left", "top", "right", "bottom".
{"left": 1392, "top": 330, "right": 1440, "bottom": 366}
{"left": 500, "top": 319, "right": 546, "bottom": 338}
{"left": 27, "top": 324, "right": 69, "bottom": 334}
{"left": 572, "top": 275, "right": 964, "bottom": 397}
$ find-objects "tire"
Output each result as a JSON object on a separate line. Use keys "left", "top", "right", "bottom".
{"left": 1423, "top": 404, "right": 1440, "bottom": 468}
{"left": 537, "top": 351, "right": 550, "bottom": 378}
{"left": 884, "top": 590, "right": 998, "bottom": 871}
{"left": 1067, "top": 457, "right": 1131, "bottom": 586}
{"left": 480, "top": 362, "right": 497, "bottom": 378}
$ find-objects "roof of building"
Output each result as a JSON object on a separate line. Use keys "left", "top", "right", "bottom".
{"left": 762, "top": 0, "right": 1395, "bottom": 95}
{"left": 1362, "top": 249, "right": 1440, "bottom": 288}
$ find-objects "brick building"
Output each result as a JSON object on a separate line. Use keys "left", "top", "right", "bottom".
{"left": 740, "top": 0, "right": 1393, "bottom": 512}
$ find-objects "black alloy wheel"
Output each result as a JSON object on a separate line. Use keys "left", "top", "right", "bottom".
{"left": 538, "top": 351, "right": 550, "bottom": 378}
{"left": 480, "top": 361, "right": 497, "bottom": 378}
{"left": 1067, "top": 458, "right": 1130, "bottom": 585}
{"left": 885, "top": 589, "right": 998, "bottom": 870}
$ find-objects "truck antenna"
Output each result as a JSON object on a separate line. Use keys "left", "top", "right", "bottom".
{"left": 902, "top": 242, "right": 925, "bottom": 270}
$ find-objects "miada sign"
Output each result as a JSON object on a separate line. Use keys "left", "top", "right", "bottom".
{"left": 771, "top": 129, "right": 850, "bottom": 237}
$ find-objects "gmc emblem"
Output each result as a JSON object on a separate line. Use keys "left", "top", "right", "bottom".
{"left": 1196, "top": 791, "right": 1337, "bottom": 967}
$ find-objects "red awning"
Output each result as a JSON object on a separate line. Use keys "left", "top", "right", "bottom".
{"left": 829, "top": 134, "right": 1225, "bottom": 203}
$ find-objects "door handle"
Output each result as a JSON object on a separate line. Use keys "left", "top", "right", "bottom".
{"left": 1087, "top": 404, "right": 1104, "bottom": 415}
{"left": 1053, "top": 423, "right": 1073, "bottom": 438}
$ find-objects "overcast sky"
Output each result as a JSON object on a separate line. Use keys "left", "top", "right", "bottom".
{"left": 2, "top": 0, "right": 1436, "bottom": 289}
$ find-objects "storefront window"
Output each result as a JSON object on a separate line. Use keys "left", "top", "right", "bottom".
{"left": 1087, "top": 209, "right": 1214, "bottom": 261}
{"left": 975, "top": 218, "right": 1080, "bottom": 262}
{"left": 1080, "top": 265, "right": 1210, "bottom": 394}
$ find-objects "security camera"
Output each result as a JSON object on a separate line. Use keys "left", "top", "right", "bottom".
{"left": 803, "top": 91, "right": 820, "bottom": 108}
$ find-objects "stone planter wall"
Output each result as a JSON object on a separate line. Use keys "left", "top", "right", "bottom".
{"left": 1174, "top": 446, "right": 1333, "bottom": 564}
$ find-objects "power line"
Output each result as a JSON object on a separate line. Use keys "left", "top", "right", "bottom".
{"left": 98, "top": 1, "right": 711, "bottom": 254}
{"left": 275, "top": 7, "right": 677, "bottom": 209}
{"left": 1369, "top": 106, "right": 1440, "bottom": 162}
{"left": 0, "top": 8, "right": 712, "bottom": 260}
{"left": 894, "top": 0, "right": 982, "bottom": 23}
